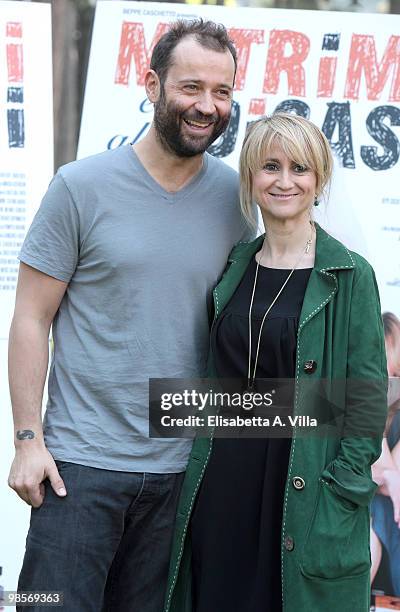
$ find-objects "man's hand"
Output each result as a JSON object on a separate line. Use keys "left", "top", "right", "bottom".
{"left": 8, "top": 443, "right": 67, "bottom": 508}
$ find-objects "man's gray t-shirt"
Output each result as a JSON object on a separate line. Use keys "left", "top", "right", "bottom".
{"left": 19, "top": 145, "right": 251, "bottom": 472}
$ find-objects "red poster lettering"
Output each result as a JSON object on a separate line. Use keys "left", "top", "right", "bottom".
{"left": 6, "top": 22, "right": 22, "bottom": 38}
{"left": 228, "top": 28, "right": 264, "bottom": 91}
{"left": 7, "top": 44, "right": 23, "bottom": 82}
{"left": 317, "top": 57, "right": 337, "bottom": 97}
{"left": 248, "top": 98, "right": 266, "bottom": 115}
{"left": 263, "top": 30, "right": 310, "bottom": 96}
{"left": 115, "top": 22, "right": 169, "bottom": 87}
{"left": 345, "top": 34, "right": 400, "bottom": 102}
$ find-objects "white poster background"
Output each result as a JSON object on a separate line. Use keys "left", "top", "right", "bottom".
{"left": 79, "top": 0, "right": 400, "bottom": 314}
{"left": 0, "top": 2, "right": 53, "bottom": 605}
{"left": 0, "top": 2, "right": 53, "bottom": 338}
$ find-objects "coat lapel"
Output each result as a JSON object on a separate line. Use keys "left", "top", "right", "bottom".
{"left": 212, "top": 235, "right": 263, "bottom": 318}
{"left": 298, "top": 225, "right": 355, "bottom": 330}
{"left": 212, "top": 225, "right": 355, "bottom": 327}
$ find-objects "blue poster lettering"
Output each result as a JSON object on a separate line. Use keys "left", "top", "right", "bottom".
{"left": 322, "top": 102, "right": 355, "bottom": 168}
{"left": 8, "top": 109, "right": 25, "bottom": 148}
{"left": 361, "top": 105, "right": 400, "bottom": 171}
{"left": 207, "top": 100, "right": 240, "bottom": 158}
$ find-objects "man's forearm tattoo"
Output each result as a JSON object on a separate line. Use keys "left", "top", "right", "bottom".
{"left": 16, "top": 430, "right": 35, "bottom": 440}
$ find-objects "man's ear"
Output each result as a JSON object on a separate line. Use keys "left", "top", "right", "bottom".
{"left": 145, "top": 69, "right": 161, "bottom": 103}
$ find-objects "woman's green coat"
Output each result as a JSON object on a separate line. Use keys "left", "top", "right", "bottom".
{"left": 164, "top": 225, "right": 388, "bottom": 612}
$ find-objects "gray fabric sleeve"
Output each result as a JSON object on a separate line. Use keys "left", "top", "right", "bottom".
{"left": 19, "top": 172, "right": 80, "bottom": 282}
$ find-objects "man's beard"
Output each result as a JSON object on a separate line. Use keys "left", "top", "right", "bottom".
{"left": 153, "top": 89, "right": 230, "bottom": 158}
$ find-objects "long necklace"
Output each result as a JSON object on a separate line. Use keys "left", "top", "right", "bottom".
{"left": 247, "top": 228, "right": 313, "bottom": 392}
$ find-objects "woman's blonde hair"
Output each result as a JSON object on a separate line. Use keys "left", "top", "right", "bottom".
{"left": 239, "top": 113, "right": 333, "bottom": 229}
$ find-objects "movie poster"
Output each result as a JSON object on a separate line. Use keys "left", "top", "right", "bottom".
{"left": 79, "top": 1, "right": 400, "bottom": 314}
{"left": 0, "top": 1, "right": 53, "bottom": 339}
{"left": 0, "top": 2, "right": 52, "bottom": 607}
{"left": 2, "top": 0, "right": 399, "bottom": 607}
{"left": 78, "top": 4, "right": 400, "bottom": 607}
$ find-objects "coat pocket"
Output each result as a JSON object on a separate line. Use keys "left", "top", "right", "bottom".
{"left": 300, "top": 478, "right": 370, "bottom": 580}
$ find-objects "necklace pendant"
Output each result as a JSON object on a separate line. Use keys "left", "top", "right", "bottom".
{"left": 245, "top": 381, "right": 254, "bottom": 395}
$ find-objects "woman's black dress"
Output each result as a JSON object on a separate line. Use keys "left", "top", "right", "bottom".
{"left": 191, "top": 258, "right": 311, "bottom": 612}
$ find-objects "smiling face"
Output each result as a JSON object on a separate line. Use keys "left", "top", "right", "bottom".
{"left": 252, "top": 144, "right": 317, "bottom": 225}
{"left": 152, "top": 36, "right": 235, "bottom": 157}
{"left": 239, "top": 114, "right": 333, "bottom": 230}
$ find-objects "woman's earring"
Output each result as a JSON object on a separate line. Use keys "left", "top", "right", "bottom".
{"left": 314, "top": 195, "right": 320, "bottom": 206}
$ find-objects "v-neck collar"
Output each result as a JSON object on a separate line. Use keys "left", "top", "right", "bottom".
{"left": 128, "top": 146, "right": 208, "bottom": 203}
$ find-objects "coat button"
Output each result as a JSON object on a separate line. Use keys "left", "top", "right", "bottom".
{"left": 304, "top": 360, "right": 317, "bottom": 374}
{"left": 292, "top": 476, "right": 305, "bottom": 490}
{"left": 284, "top": 535, "right": 295, "bottom": 551}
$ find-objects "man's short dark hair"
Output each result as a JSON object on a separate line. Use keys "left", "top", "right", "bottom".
{"left": 150, "top": 19, "right": 237, "bottom": 86}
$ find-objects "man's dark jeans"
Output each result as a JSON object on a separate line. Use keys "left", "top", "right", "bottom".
{"left": 17, "top": 461, "right": 184, "bottom": 611}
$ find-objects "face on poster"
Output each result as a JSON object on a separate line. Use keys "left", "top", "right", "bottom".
{"left": 0, "top": 1, "right": 53, "bottom": 339}
{"left": 79, "top": 0, "right": 400, "bottom": 313}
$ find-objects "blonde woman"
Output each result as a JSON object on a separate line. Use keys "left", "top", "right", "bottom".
{"left": 164, "top": 114, "right": 387, "bottom": 612}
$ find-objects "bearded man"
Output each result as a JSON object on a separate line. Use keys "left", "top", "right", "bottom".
{"left": 8, "top": 19, "right": 250, "bottom": 612}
